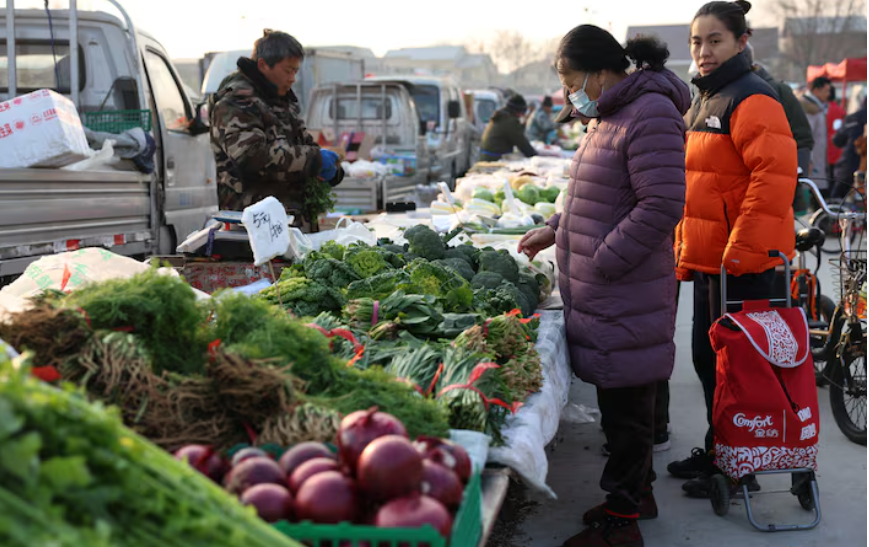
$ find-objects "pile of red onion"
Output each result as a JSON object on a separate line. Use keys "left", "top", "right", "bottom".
{"left": 173, "top": 407, "right": 472, "bottom": 540}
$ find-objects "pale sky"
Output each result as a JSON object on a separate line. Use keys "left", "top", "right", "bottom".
{"left": 20, "top": 0, "right": 777, "bottom": 62}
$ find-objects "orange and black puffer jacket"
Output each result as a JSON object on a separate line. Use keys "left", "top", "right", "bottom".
{"left": 675, "top": 51, "right": 796, "bottom": 280}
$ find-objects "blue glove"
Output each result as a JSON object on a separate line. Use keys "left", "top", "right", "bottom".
{"left": 319, "top": 149, "right": 339, "bottom": 181}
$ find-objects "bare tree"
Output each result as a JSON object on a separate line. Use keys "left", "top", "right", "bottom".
{"left": 770, "top": 0, "right": 867, "bottom": 71}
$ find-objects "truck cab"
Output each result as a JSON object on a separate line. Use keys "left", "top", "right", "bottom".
{"left": 364, "top": 75, "right": 473, "bottom": 187}
{"left": 0, "top": 1, "right": 216, "bottom": 279}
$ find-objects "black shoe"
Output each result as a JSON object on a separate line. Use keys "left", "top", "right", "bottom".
{"left": 667, "top": 448, "right": 715, "bottom": 479}
{"left": 682, "top": 474, "right": 761, "bottom": 499}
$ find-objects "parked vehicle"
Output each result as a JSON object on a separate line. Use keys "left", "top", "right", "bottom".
{"left": 201, "top": 48, "right": 364, "bottom": 118}
{"left": 305, "top": 81, "right": 430, "bottom": 210}
{"left": 365, "top": 75, "right": 473, "bottom": 187}
{"left": 0, "top": 0, "right": 216, "bottom": 282}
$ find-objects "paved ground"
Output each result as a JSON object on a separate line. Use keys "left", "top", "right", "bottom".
{"left": 490, "top": 240, "right": 867, "bottom": 546}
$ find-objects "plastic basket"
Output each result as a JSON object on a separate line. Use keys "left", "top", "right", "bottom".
{"left": 81, "top": 109, "right": 152, "bottom": 133}
{"left": 273, "top": 470, "right": 482, "bottom": 547}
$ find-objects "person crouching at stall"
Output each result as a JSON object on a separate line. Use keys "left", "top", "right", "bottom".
{"left": 209, "top": 29, "right": 344, "bottom": 230}
{"left": 479, "top": 94, "right": 538, "bottom": 160}
{"left": 518, "top": 25, "right": 688, "bottom": 547}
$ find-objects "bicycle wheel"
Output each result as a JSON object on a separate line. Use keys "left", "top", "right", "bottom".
{"left": 810, "top": 205, "right": 848, "bottom": 255}
{"left": 829, "top": 345, "right": 867, "bottom": 445}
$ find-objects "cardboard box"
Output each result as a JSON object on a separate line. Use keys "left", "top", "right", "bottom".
{"left": 0, "top": 89, "right": 91, "bottom": 169}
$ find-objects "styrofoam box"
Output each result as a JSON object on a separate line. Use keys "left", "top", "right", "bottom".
{"left": 0, "top": 89, "right": 91, "bottom": 169}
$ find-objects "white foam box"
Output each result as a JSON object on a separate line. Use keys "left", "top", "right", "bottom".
{"left": 0, "top": 89, "right": 92, "bottom": 169}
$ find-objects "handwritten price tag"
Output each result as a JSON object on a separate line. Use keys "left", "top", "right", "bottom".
{"left": 241, "top": 197, "right": 290, "bottom": 266}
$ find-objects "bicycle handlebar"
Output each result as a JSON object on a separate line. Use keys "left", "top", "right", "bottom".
{"left": 798, "top": 177, "right": 867, "bottom": 220}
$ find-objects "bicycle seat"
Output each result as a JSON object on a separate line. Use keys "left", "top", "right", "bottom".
{"left": 796, "top": 227, "right": 825, "bottom": 252}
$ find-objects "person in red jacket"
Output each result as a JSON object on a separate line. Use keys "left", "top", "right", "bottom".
{"left": 826, "top": 86, "right": 847, "bottom": 180}
{"left": 669, "top": 0, "right": 797, "bottom": 498}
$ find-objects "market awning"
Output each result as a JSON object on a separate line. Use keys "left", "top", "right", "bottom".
{"left": 806, "top": 57, "right": 867, "bottom": 83}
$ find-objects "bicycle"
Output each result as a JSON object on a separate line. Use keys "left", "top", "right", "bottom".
{"left": 808, "top": 174, "right": 867, "bottom": 255}
{"left": 800, "top": 177, "right": 867, "bottom": 445}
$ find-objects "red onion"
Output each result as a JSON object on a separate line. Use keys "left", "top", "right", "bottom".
{"left": 295, "top": 471, "right": 358, "bottom": 524}
{"left": 414, "top": 436, "right": 472, "bottom": 483}
{"left": 240, "top": 483, "right": 294, "bottom": 523}
{"left": 357, "top": 435, "right": 422, "bottom": 502}
{"left": 231, "top": 447, "right": 270, "bottom": 468}
{"left": 421, "top": 460, "right": 464, "bottom": 509}
{"left": 375, "top": 494, "right": 453, "bottom": 538}
{"left": 278, "top": 442, "right": 335, "bottom": 478}
{"left": 225, "top": 457, "right": 285, "bottom": 495}
{"left": 337, "top": 407, "right": 408, "bottom": 473}
{"left": 174, "top": 444, "right": 228, "bottom": 483}
{"left": 287, "top": 457, "right": 340, "bottom": 494}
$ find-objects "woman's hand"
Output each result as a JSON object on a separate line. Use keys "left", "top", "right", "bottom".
{"left": 518, "top": 226, "right": 556, "bottom": 260}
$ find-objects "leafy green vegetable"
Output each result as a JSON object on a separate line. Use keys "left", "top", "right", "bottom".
{"left": 517, "top": 185, "right": 541, "bottom": 205}
{"left": 303, "top": 177, "right": 337, "bottom": 223}
{"left": 345, "top": 248, "right": 393, "bottom": 278}
{"left": 434, "top": 258, "right": 475, "bottom": 282}
{"left": 64, "top": 269, "right": 206, "bottom": 375}
{"left": 404, "top": 259, "right": 473, "bottom": 312}
{"left": 258, "top": 277, "right": 345, "bottom": 318}
{"left": 471, "top": 271, "right": 506, "bottom": 290}
{"left": 347, "top": 269, "right": 412, "bottom": 301}
{"left": 319, "top": 240, "right": 347, "bottom": 261}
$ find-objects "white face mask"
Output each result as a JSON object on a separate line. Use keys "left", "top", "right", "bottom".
{"left": 568, "top": 74, "right": 602, "bottom": 118}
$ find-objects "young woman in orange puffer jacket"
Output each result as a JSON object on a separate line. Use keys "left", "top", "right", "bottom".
{"left": 667, "top": 0, "right": 798, "bottom": 499}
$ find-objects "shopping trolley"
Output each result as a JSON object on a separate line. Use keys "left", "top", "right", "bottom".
{"left": 707, "top": 251, "right": 822, "bottom": 531}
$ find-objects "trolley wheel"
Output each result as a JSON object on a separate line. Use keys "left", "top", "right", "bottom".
{"left": 797, "top": 488, "right": 815, "bottom": 511}
{"left": 710, "top": 474, "right": 731, "bottom": 516}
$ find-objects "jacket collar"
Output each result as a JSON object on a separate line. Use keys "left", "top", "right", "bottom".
{"left": 236, "top": 57, "right": 299, "bottom": 104}
{"left": 692, "top": 51, "right": 751, "bottom": 97}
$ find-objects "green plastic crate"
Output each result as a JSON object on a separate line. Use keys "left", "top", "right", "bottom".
{"left": 274, "top": 470, "right": 482, "bottom": 547}
{"left": 82, "top": 109, "right": 152, "bottom": 133}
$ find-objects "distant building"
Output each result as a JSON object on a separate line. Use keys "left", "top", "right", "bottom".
{"left": 780, "top": 15, "right": 867, "bottom": 81}
{"left": 505, "top": 59, "right": 560, "bottom": 97}
{"left": 366, "top": 46, "right": 498, "bottom": 88}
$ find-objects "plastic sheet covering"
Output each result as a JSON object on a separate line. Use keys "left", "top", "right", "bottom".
{"left": 487, "top": 310, "right": 571, "bottom": 498}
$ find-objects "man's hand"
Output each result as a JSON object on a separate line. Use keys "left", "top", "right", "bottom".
{"left": 319, "top": 149, "right": 340, "bottom": 181}
{"left": 518, "top": 226, "right": 556, "bottom": 260}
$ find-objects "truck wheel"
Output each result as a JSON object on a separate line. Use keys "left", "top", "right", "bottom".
{"left": 449, "top": 162, "right": 458, "bottom": 191}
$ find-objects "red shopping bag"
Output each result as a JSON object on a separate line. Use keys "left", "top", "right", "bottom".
{"left": 710, "top": 302, "right": 820, "bottom": 480}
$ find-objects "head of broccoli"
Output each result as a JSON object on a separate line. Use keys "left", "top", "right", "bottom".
{"left": 434, "top": 258, "right": 475, "bottom": 282}
{"left": 478, "top": 250, "right": 519, "bottom": 284}
{"left": 404, "top": 259, "right": 473, "bottom": 312}
{"left": 404, "top": 225, "right": 446, "bottom": 261}
{"left": 471, "top": 271, "right": 506, "bottom": 291}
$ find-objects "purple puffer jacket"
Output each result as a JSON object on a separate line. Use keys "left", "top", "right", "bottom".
{"left": 546, "top": 69, "right": 690, "bottom": 389}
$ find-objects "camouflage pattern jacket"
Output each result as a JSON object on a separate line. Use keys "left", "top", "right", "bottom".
{"left": 210, "top": 57, "right": 326, "bottom": 213}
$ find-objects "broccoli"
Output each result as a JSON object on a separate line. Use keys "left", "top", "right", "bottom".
{"left": 451, "top": 244, "right": 481, "bottom": 270}
{"left": 443, "top": 248, "right": 473, "bottom": 267}
{"left": 345, "top": 248, "right": 393, "bottom": 278}
{"left": 442, "top": 226, "right": 464, "bottom": 244}
{"left": 434, "top": 258, "right": 475, "bottom": 282}
{"left": 404, "top": 224, "right": 446, "bottom": 261}
{"left": 303, "top": 254, "right": 360, "bottom": 289}
{"left": 404, "top": 259, "right": 474, "bottom": 312}
{"left": 478, "top": 250, "right": 519, "bottom": 284}
{"left": 471, "top": 280, "right": 534, "bottom": 318}
{"left": 319, "top": 240, "right": 346, "bottom": 261}
{"left": 517, "top": 272, "right": 540, "bottom": 310}
{"left": 471, "top": 271, "right": 506, "bottom": 290}
{"left": 347, "top": 269, "right": 411, "bottom": 300}
{"left": 381, "top": 244, "right": 408, "bottom": 255}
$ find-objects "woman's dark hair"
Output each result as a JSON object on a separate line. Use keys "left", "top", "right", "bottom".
{"left": 556, "top": 24, "right": 670, "bottom": 74}
{"left": 693, "top": 1, "right": 753, "bottom": 40}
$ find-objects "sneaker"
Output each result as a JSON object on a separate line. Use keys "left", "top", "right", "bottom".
{"left": 682, "top": 474, "right": 761, "bottom": 499}
{"left": 563, "top": 515, "right": 644, "bottom": 547}
{"left": 583, "top": 494, "right": 658, "bottom": 525}
{"left": 653, "top": 432, "right": 671, "bottom": 453}
{"left": 667, "top": 448, "right": 716, "bottom": 479}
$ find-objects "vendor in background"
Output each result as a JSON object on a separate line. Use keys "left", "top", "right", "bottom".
{"left": 209, "top": 29, "right": 343, "bottom": 228}
{"left": 526, "top": 95, "right": 558, "bottom": 144}
{"left": 826, "top": 86, "right": 847, "bottom": 182}
{"left": 800, "top": 76, "right": 832, "bottom": 192}
{"left": 479, "top": 94, "right": 538, "bottom": 159}
{"left": 519, "top": 25, "right": 688, "bottom": 547}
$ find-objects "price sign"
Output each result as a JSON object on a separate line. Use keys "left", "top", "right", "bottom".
{"left": 241, "top": 197, "right": 290, "bottom": 266}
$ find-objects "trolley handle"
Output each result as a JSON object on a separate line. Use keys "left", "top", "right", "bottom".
{"left": 799, "top": 177, "right": 866, "bottom": 220}
{"left": 719, "top": 251, "right": 792, "bottom": 314}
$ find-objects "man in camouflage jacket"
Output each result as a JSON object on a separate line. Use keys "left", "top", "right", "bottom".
{"left": 209, "top": 30, "right": 343, "bottom": 216}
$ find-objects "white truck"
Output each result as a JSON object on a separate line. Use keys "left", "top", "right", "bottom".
{"left": 0, "top": 0, "right": 217, "bottom": 282}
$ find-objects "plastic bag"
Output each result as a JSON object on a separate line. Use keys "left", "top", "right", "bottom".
{"left": 561, "top": 403, "right": 600, "bottom": 424}
{"left": 61, "top": 139, "right": 115, "bottom": 171}
{"left": 286, "top": 217, "right": 376, "bottom": 258}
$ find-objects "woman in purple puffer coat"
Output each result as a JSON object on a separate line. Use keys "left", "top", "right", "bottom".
{"left": 518, "top": 26, "right": 689, "bottom": 547}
